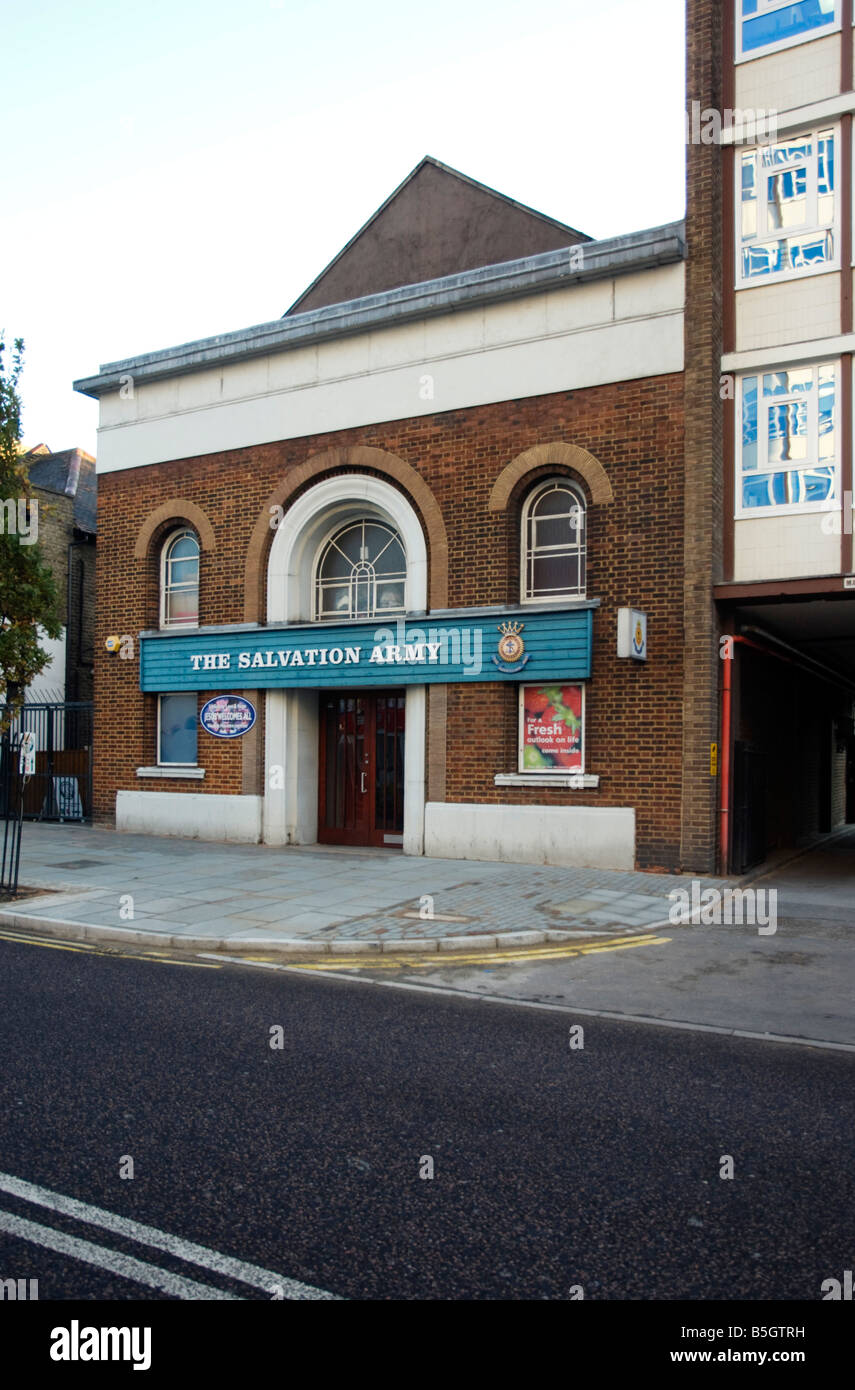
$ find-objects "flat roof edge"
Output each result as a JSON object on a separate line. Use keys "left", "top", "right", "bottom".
{"left": 73, "top": 220, "right": 686, "bottom": 399}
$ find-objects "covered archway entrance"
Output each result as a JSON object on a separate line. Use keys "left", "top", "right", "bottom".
{"left": 716, "top": 589, "right": 855, "bottom": 875}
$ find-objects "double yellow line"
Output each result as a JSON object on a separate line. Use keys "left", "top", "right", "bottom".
{"left": 249, "top": 932, "right": 671, "bottom": 972}
{"left": 0, "top": 926, "right": 671, "bottom": 974}
{"left": 0, "top": 928, "right": 221, "bottom": 968}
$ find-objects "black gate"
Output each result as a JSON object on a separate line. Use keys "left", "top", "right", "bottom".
{"left": 0, "top": 732, "right": 27, "bottom": 893}
{"left": 0, "top": 703, "right": 93, "bottom": 822}
{"left": 732, "top": 741, "right": 767, "bottom": 874}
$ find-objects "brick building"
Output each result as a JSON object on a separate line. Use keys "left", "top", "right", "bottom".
{"left": 22, "top": 445, "right": 97, "bottom": 703}
{"left": 74, "top": 155, "right": 704, "bottom": 871}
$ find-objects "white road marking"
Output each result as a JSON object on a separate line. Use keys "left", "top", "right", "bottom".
{"left": 0, "top": 1208, "right": 236, "bottom": 1300}
{"left": 238, "top": 965, "right": 855, "bottom": 1054}
{"left": 0, "top": 1172, "right": 339, "bottom": 1300}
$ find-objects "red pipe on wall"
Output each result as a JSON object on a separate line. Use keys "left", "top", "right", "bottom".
{"left": 720, "top": 643, "right": 733, "bottom": 875}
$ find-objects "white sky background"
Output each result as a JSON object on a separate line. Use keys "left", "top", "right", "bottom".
{"left": 4, "top": 0, "right": 686, "bottom": 456}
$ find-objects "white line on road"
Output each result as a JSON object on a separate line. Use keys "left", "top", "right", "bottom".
{"left": 244, "top": 964, "right": 855, "bottom": 1054}
{"left": 0, "top": 1172, "right": 339, "bottom": 1300}
{"left": 0, "top": 1208, "right": 237, "bottom": 1300}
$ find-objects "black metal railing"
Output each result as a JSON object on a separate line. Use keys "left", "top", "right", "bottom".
{"left": 0, "top": 702, "right": 93, "bottom": 822}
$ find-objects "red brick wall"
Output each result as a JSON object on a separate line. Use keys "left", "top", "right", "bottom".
{"left": 95, "top": 373, "right": 686, "bottom": 868}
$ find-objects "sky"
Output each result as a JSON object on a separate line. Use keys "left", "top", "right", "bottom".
{"left": 3, "top": 0, "right": 686, "bottom": 456}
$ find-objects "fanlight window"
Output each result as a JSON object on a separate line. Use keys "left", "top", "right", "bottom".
{"left": 160, "top": 528, "right": 200, "bottom": 628}
{"left": 315, "top": 520, "right": 406, "bottom": 620}
{"left": 522, "top": 480, "right": 587, "bottom": 601}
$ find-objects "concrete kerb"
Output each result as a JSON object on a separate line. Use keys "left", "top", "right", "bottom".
{"left": 11, "top": 888, "right": 770, "bottom": 956}
{"left": 0, "top": 911, "right": 567, "bottom": 958}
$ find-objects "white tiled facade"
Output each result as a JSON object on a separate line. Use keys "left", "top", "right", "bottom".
{"left": 729, "top": 5, "right": 853, "bottom": 582}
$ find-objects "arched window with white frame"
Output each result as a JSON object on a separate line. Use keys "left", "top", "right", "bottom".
{"left": 521, "top": 478, "right": 587, "bottom": 602}
{"left": 314, "top": 518, "right": 406, "bottom": 620}
{"left": 160, "top": 528, "right": 200, "bottom": 628}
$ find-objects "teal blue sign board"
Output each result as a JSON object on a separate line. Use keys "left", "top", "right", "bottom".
{"left": 139, "top": 606, "right": 594, "bottom": 692}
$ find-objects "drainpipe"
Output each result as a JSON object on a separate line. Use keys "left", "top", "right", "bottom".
{"left": 720, "top": 643, "right": 733, "bottom": 875}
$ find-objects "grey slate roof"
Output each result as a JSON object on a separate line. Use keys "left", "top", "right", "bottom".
{"left": 26, "top": 448, "right": 97, "bottom": 534}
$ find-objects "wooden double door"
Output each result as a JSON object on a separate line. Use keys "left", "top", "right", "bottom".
{"left": 318, "top": 690, "right": 406, "bottom": 847}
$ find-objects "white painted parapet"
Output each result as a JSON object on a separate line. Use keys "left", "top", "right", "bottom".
{"left": 424, "top": 802, "right": 635, "bottom": 870}
{"left": 117, "top": 791, "right": 263, "bottom": 843}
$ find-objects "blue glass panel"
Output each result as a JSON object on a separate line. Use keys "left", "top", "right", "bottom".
{"left": 742, "top": 230, "right": 833, "bottom": 278}
{"left": 743, "top": 2, "right": 836, "bottom": 53}
{"left": 742, "top": 377, "right": 758, "bottom": 471}
{"left": 818, "top": 376, "right": 835, "bottom": 422}
{"left": 743, "top": 0, "right": 759, "bottom": 13}
{"left": 160, "top": 694, "right": 197, "bottom": 764}
{"left": 743, "top": 473, "right": 784, "bottom": 507}
{"left": 796, "top": 231, "right": 834, "bottom": 265}
{"left": 818, "top": 374, "right": 836, "bottom": 459}
{"left": 818, "top": 137, "right": 835, "bottom": 194}
{"left": 767, "top": 167, "right": 806, "bottom": 204}
{"left": 802, "top": 466, "right": 835, "bottom": 502}
{"left": 761, "top": 141, "right": 811, "bottom": 168}
{"left": 742, "top": 466, "right": 835, "bottom": 508}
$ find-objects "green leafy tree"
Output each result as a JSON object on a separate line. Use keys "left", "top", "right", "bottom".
{"left": 0, "top": 336, "right": 62, "bottom": 725}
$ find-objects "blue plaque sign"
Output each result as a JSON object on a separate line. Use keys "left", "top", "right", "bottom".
{"left": 199, "top": 695, "right": 257, "bottom": 738}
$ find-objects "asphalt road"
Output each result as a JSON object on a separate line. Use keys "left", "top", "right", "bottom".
{"left": 0, "top": 934, "right": 853, "bottom": 1301}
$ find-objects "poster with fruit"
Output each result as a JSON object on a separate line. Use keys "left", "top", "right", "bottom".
{"left": 520, "top": 684, "right": 584, "bottom": 773}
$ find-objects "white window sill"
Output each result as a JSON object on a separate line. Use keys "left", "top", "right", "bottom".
{"left": 495, "top": 773, "right": 600, "bottom": 790}
{"left": 519, "top": 594, "right": 587, "bottom": 606}
{"left": 137, "top": 766, "right": 206, "bottom": 780}
{"left": 735, "top": 508, "right": 839, "bottom": 520}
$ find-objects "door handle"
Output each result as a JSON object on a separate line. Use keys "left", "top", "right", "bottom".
{"left": 360, "top": 771, "right": 367, "bottom": 794}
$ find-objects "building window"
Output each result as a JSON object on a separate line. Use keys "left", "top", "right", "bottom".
{"left": 738, "top": 363, "right": 837, "bottom": 513}
{"left": 521, "top": 479, "right": 587, "bottom": 602}
{"left": 160, "top": 528, "right": 200, "bottom": 628}
{"left": 158, "top": 694, "right": 198, "bottom": 765}
{"left": 314, "top": 519, "right": 406, "bottom": 620}
{"left": 737, "top": 1, "right": 838, "bottom": 61}
{"left": 739, "top": 128, "right": 837, "bottom": 284}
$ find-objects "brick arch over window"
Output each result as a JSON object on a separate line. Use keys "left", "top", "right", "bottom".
{"left": 488, "top": 443, "right": 614, "bottom": 513}
{"left": 243, "top": 445, "right": 449, "bottom": 621}
{"left": 132, "top": 500, "right": 217, "bottom": 559}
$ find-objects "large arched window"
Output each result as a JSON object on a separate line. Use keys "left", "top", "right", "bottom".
{"left": 160, "top": 528, "right": 200, "bottom": 628}
{"left": 521, "top": 478, "right": 587, "bottom": 602}
{"left": 314, "top": 519, "right": 406, "bottom": 620}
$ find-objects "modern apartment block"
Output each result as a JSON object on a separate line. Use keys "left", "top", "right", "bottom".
{"left": 689, "top": 0, "right": 855, "bottom": 871}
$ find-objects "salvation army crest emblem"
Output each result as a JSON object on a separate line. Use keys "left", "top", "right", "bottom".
{"left": 492, "top": 621, "right": 530, "bottom": 673}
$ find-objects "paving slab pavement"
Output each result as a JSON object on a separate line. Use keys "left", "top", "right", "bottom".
{"left": 1, "top": 822, "right": 730, "bottom": 953}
